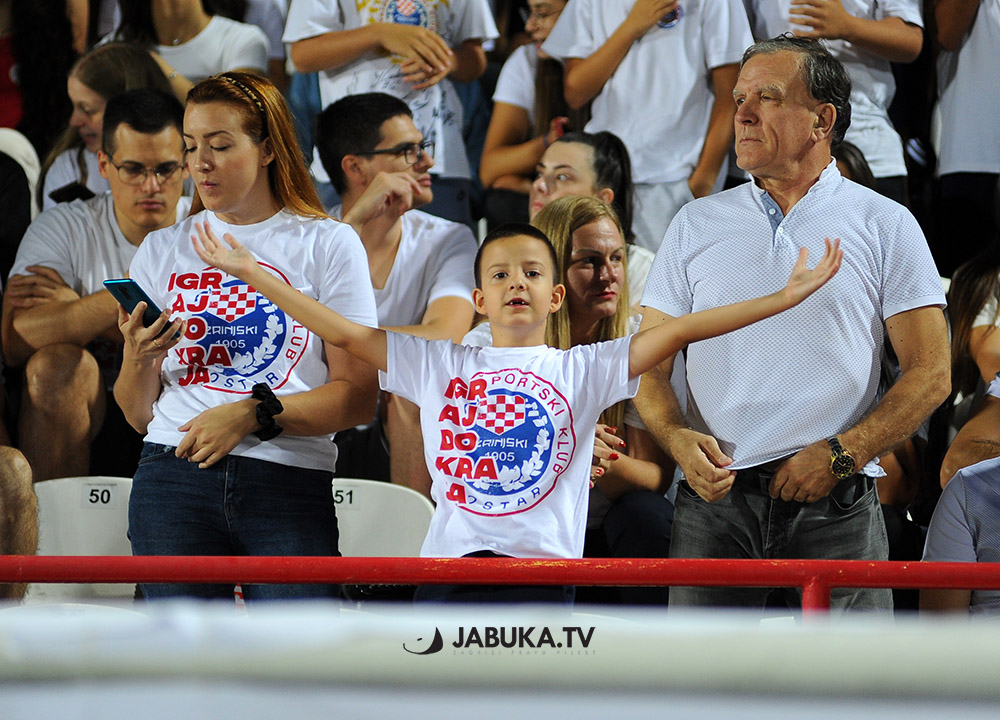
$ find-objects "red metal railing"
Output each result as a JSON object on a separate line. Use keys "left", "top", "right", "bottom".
{"left": 3, "top": 556, "right": 1000, "bottom": 613}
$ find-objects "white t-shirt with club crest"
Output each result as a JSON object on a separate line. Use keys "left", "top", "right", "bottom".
{"left": 129, "top": 208, "right": 378, "bottom": 471}
{"left": 381, "top": 332, "right": 638, "bottom": 559}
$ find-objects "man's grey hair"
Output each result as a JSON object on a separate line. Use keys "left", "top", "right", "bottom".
{"left": 741, "top": 35, "right": 852, "bottom": 145}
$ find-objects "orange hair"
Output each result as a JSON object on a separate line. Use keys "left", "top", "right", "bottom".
{"left": 186, "top": 72, "right": 327, "bottom": 219}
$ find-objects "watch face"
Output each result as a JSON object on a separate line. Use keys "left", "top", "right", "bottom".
{"left": 832, "top": 454, "right": 855, "bottom": 478}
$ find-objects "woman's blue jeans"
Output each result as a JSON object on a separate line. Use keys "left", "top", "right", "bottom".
{"left": 129, "top": 443, "right": 340, "bottom": 602}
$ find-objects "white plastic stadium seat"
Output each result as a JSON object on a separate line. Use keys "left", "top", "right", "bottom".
{"left": 332, "top": 478, "right": 433, "bottom": 557}
{"left": 25, "top": 476, "right": 135, "bottom": 603}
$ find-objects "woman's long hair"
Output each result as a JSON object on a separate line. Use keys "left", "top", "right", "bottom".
{"left": 533, "top": 196, "right": 629, "bottom": 429}
{"left": 37, "top": 42, "right": 173, "bottom": 207}
{"left": 948, "top": 239, "right": 1000, "bottom": 398}
{"left": 185, "top": 72, "right": 326, "bottom": 219}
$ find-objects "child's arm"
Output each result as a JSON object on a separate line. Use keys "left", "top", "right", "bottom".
{"left": 628, "top": 239, "right": 842, "bottom": 378}
{"left": 191, "top": 222, "right": 389, "bottom": 372}
{"left": 563, "top": 0, "right": 680, "bottom": 109}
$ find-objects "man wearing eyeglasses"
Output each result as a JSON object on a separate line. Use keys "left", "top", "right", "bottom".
{"left": 1, "top": 89, "right": 190, "bottom": 482}
{"left": 314, "top": 92, "right": 477, "bottom": 498}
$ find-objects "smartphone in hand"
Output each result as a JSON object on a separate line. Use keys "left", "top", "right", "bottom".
{"left": 103, "top": 278, "right": 179, "bottom": 338}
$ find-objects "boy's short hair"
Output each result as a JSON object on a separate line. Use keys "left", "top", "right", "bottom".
{"left": 474, "top": 223, "right": 560, "bottom": 289}
{"left": 101, "top": 88, "right": 185, "bottom": 156}
{"left": 315, "top": 92, "right": 414, "bottom": 194}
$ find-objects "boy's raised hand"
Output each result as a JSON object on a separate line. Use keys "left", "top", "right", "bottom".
{"left": 191, "top": 221, "right": 257, "bottom": 281}
{"left": 782, "top": 238, "right": 842, "bottom": 307}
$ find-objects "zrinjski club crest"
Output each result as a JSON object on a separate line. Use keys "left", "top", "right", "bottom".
{"left": 380, "top": 0, "right": 430, "bottom": 28}
{"left": 435, "top": 368, "right": 576, "bottom": 517}
{"left": 165, "top": 265, "right": 309, "bottom": 393}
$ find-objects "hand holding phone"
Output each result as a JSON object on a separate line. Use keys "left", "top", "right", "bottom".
{"left": 104, "top": 278, "right": 180, "bottom": 339}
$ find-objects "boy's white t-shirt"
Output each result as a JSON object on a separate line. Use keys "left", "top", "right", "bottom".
{"left": 381, "top": 332, "right": 639, "bottom": 559}
{"left": 283, "top": 0, "right": 499, "bottom": 181}
{"left": 542, "top": 0, "right": 752, "bottom": 185}
{"left": 129, "top": 208, "right": 378, "bottom": 471}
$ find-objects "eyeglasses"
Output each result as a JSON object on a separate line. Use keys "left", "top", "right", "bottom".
{"left": 356, "top": 140, "right": 435, "bottom": 166}
{"left": 519, "top": 6, "right": 561, "bottom": 23}
{"left": 107, "top": 158, "right": 184, "bottom": 186}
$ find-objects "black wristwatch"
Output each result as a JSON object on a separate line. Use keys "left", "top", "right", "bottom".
{"left": 827, "top": 436, "right": 856, "bottom": 480}
{"left": 251, "top": 383, "right": 284, "bottom": 441}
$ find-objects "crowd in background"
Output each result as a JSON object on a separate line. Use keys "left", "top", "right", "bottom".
{"left": 0, "top": 0, "right": 998, "bottom": 614}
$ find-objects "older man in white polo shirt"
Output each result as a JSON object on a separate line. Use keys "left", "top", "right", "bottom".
{"left": 742, "top": 0, "right": 924, "bottom": 205}
{"left": 636, "top": 36, "right": 949, "bottom": 611}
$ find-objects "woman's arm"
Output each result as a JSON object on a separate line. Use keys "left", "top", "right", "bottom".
{"left": 192, "top": 222, "right": 388, "bottom": 371}
{"left": 628, "top": 240, "right": 842, "bottom": 378}
{"left": 480, "top": 102, "right": 539, "bottom": 188}
{"left": 594, "top": 424, "right": 674, "bottom": 499}
{"left": 112, "top": 304, "right": 184, "bottom": 433}
{"left": 940, "top": 394, "right": 1000, "bottom": 487}
{"left": 173, "top": 341, "right": 379, "bottom": 468}
{"left": 149, "top": 52, "right": 194, "bottom": 102}
{"left": 384, "top": 296, "right": 475, "bottom": 343}
{"left": 919, "top": 588, "right": 973, "bottom": 612}
{"left": 969, "top": 325, "right": 1000, "bottom": 383}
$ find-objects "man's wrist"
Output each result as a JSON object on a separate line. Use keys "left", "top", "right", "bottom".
{"left": 827, "top": 434, "right": 858, "bottom": 480}
{"left": 660, "top": 423, "right": 693, "bottom": 457}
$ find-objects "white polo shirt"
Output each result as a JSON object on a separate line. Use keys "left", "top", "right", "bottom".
{"left": 641, "top": 160, "right": 944, "bottom": 470}
{"left": 542, "top": 0, "right": 752, "bottom": 185}
{"left": 743, "top": 0, "right": 922, "bottom": 178}
{"left": 933, "top": 0, "right": 1000, "bottom": 176}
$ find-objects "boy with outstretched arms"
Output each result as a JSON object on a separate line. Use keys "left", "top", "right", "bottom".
{"left": 187, "top": 221, "right": 839, "bottom": 580}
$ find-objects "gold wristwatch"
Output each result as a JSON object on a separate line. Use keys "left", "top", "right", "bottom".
{"left": 827, "top": 436, "right": 856, "bottom": 480}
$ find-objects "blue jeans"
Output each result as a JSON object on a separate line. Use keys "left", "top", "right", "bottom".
{"left": 668, "top": 468, "right": 892, "bottom": 612}
{"left": 129, "top": 443, "right": 340, "bottom": 602}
